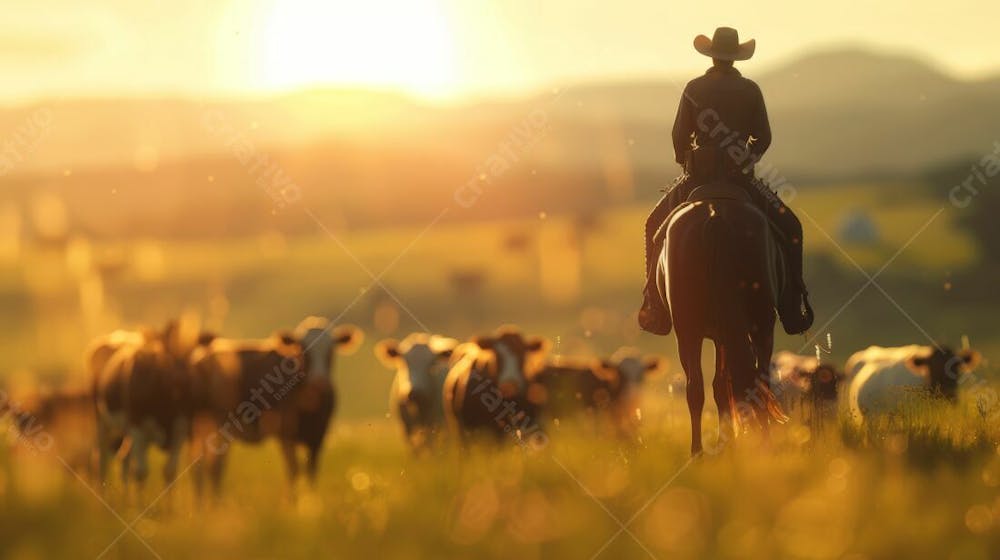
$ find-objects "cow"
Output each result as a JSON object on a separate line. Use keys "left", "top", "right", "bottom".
{"left": 189, "top": 317, "right": 363, "bottom": 497}
{"left": 846, "top": 344, "right": 982, "bottom": 423}
{"left": 90, "top": 319, "right": 214, "bottom": 494}
{"left": 7, "top": 386, "right": 94, "bottom": 475}
{"left": 533, "top": 348, "right": 667, "bottom": 437}
{"left": 442, "top": 327, "right": 550, "bottom": 448}
{"left": 374, "top": 333, "right": 458, "bottom": 453}
{"left": 769, "top": 351, "right": 844, "bottom": 431}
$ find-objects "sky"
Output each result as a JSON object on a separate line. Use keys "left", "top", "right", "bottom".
{"left": 2, "top": 0, "right": 999, "bottom": 103}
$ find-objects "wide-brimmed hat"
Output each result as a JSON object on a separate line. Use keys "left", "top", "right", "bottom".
{"left": 693, "top": 27, "right": 755, "bottom": 61}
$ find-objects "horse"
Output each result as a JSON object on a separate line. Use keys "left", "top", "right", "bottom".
{"left": 655, "top": 183, "right": 788, "bottom": 455}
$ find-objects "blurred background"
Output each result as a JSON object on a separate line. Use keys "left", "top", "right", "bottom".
{"left": 2, "top": 0, "right": 999, "bottom": 418}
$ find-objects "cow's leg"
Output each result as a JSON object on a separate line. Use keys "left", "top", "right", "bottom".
{"left": 280, "top": 439, "right": 300, "bottom": 497}
{"left": 677, "top": 332, "right": 705, "bottom": 456}
{"left": 305, "top": 441, "right": 323, "bottom": 487}
{"left": 161, "top": 417, "right": 188, "bottom": 510}
{"left": 208, "top": 442, "right": 228, "bottom": 499}
{"left": 127, "top": 427, "right": 150, "bottom": 507}
{"left": 712, "top": 343, "right": 734, "bottom": 445}
{"left": 96, "top": 420, "right": 115, "bottom": 488}
{"left": 190, "top": 416, "right": 211, "bottom": 505}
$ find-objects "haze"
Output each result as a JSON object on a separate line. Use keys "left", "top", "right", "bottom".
{"left": 3, "top": 0, "right": 999, "bottom": 103}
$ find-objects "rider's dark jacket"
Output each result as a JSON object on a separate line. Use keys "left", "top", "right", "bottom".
{"left": 671, "top": 66, "right": 771, "bottom": 178}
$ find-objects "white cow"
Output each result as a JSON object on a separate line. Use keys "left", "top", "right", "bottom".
{"left": 375, "top": 333, "right": 458, "bottom": 452}
{"left": 847, "top": 344, "right": 981, "bottom": 423}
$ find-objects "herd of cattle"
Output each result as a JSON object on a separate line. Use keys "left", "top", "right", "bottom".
{"left": 0, "top": 316, "right": 984, "bottom": 496}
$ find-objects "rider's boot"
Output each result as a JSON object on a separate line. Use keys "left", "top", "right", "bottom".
{"left": 776, "top": 242, "right": 814, "bottom": 335}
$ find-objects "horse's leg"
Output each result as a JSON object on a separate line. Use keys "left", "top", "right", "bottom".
{"left": 677, "top": 332, "right": 705, "bottom": 456}
{"left": 712, "top": 343, "right": 735, "bottom": 445}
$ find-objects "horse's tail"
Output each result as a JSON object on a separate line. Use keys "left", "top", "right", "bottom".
{"left": 705, "top": 204, "right": 789, "bottom": 434}
{"left": 756, "top": 378, "right": 790, "bottom": 425}
{"left": 703, "top": 204, "right": 727, "bottom": 335}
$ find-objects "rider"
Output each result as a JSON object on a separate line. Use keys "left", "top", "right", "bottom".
{"left": 638, "top": 27, "right": 814, "bottom": 336}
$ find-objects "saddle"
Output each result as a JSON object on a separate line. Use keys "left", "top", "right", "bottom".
{"left": 657, "top": 178, "right": 787, "bottom": 304}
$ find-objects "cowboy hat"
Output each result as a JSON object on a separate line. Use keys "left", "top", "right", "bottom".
{"left": 693, "top": 27, "right": 755, "bottom": 61}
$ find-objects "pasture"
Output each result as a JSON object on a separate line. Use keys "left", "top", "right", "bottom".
{"left": 2, "top": 181, "right": 999, "bottom": 559}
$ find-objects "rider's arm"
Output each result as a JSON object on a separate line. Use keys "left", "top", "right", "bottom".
{"left": 672, "top": 85, "right": 695, "bottom": 165}
{"left": 749, "top": 83, "right": 772, "bottom": 159}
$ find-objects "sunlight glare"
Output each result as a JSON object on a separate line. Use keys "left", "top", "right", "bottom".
{"left": 258, "top": 0, "right": 458, "bottom": 98}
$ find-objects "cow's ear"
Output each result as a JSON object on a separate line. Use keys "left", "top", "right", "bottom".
{"left": 960, "top": 350, "right": 982, "bottom": 370}
{"left": 472, "top": 336, "right": 496, "bottom": 350}
{"left": 593, "top": 359, "right": 619, "bottom": 382}
{"left": 333, "top": 325, "right": 364, "bottom": 355}
{"left": 644, "top": 356, "right": 668, "bottom": 377}
{"left": 274, "top": 330, "right": 298, "bottom": 347}
{"left": 197, "top": 332, "right": 217, "bottom": 346}
{"left": 526, "top": 336, "right": 550, "bottom": 354}
{"left": 909, "top": 355, "right": 931, "bottom": 369}
{"left": 373, "top": 339, "right": 400, "bottom": 368}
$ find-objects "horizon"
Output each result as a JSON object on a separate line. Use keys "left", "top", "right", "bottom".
{"left": 0, "top": 41, "right": 992, "bottom": 109}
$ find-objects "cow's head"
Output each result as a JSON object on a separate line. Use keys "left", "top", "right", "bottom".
{"left": 808, "top": 364, "right": 844, "bottom": 403}
{"left": 910, "top": 345, "right": 982, "bottom": 401}
{"left": 472, "top": 327, "right": 550, "bottom": 398}
{"left": 599, "top": 348, "right": 668, "bottom": 389}
{"left": 294, "top": 317, "right": 364, "bottom": 380}
{"left": 375, "top": 333, "right": 457, "bottom": 407}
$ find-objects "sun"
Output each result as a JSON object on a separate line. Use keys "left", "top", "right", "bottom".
{"left": 257, "top": 0, "right": 459, "bottom": 99}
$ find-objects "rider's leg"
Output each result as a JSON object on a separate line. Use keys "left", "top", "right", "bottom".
{"left": 639, "top": 192, "right": 678, "bottom": 335}
{"left": 745, "top": 177, "right": 814, "bottom": 335}
{"left": 644, "top": 193, "right": 672, "bottom": 281}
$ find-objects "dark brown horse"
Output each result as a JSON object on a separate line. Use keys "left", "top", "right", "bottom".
{"left": 656, "top": 185, "right": 788, "bottom": 455}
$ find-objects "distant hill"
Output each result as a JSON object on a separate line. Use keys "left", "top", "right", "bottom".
{"left": 2, "top": 47, "right": 998, "bottom": 238}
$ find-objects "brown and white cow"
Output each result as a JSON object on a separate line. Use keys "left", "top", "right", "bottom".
{"left": 189, "top": 317, "right": 363, "bottom": 496}
{"left": 442, "top": 327, "right": 550, "bottom": 447}
{"left": 769, "top": 351, "right": 844, "bottom": 427}
{"left": 533, "top": 348, "right": 667, "bottom": 436}
{"left": 846, "top": 344, "right": 981, "bottom": 423}
{"left": 90, "top": 318, "right": 215, "bottom": 492}
{"left": 374, "top": 333, "right": 458, "bottom": 453}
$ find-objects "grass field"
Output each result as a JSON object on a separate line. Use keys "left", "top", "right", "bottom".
{"left": 2, "top": 180, "right": 999, "bottom": 558}
{"left": 2, "top": 389, "right": 999, "bottom": 559}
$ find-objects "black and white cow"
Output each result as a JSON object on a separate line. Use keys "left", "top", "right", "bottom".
{"left": 189, "top": 317, "right": 363, "bottom": 496}
{"left": 442, "top": 327, "right": 550, "bottom": 447}
{"left": 846, "top": 344, "right": 981, "bottom": 423}
{"left": 375, "top": 333, "right": 458, "bottom": 453}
